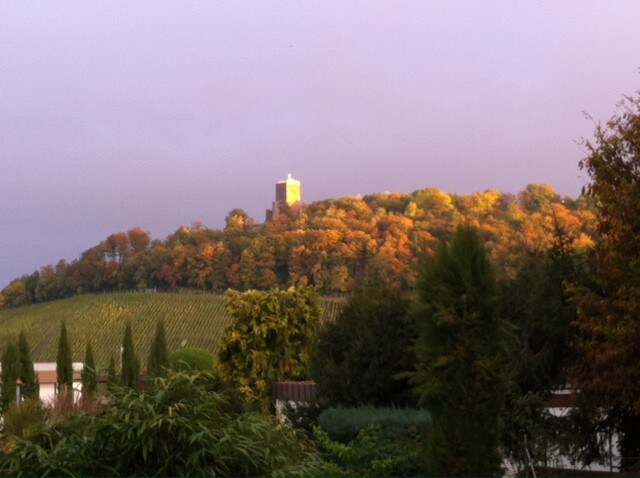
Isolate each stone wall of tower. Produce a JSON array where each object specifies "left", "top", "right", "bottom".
[
  {"left": 276, "top": 174, "right": 301, "bottom": 205},
  {"left": 267, "top": 174, "right": 301, "bottom": 221}
]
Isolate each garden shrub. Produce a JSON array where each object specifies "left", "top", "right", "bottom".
[
  {"left": 218, "top": 287, "right": 321, "bottom": 409},
  {"left": 169, "top": 347, "right": 215, "bottom": 371},
  {"left": 310, "top": 285, "right": 416, "bottom": 407},
  {"left": 314, "top": 424, "right": 425, "bottom": 477},
  {"left": 317, "top": 406, "right": 429, "bottom": 443},
  {"left": 0, "top": 371, "right": 324, "bottom": 477}
]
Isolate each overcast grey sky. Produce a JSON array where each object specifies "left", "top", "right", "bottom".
[{"left": 1, "top": 1, "right": 639, "bottom": 288}]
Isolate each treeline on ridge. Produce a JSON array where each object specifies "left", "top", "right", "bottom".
[{"left": 0, "top": 184, "right": 594, "bottom": 308}]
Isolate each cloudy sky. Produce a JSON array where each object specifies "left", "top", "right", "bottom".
[{"left": 1, "top": 1, "right": 639, "bottom": 288}]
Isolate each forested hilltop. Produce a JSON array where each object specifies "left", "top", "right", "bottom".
[{"left": 0, "top": 184, "right": 594, "bottom": 308}]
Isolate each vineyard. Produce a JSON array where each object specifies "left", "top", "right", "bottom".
[{"left": 0, "top": 292, "right": 345, "bottom": 369}]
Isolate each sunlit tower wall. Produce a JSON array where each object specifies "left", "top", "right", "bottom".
[
  {"left": 266, "top": 174, "right": 301, "bottom": 221},
  {"left": 276, "top": 173, "right": 301, "bottom": 206}
]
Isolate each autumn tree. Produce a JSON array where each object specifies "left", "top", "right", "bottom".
[
  {"left": 127, "top": 227, "right": 151, "bottom": 253},
  {"left": 218, "top": 287, "right": 321, "bottom": 408},
  {"left": 121, "top": 321, "right": 140, "bottom": 389},
  {"left": 56, "top": 322, "right": 73, "bottom": 392},
  {"left": 224, "top": 208, "right": 254, "bottom": 231},
  {"left": 412, "top": 226, "right": 511, "bottom": 476},
  {"left": 18, "top": 332, "right": 39, "bottom": 400},
  {"left": 571, "top": 94, "right": 640, "bottom": 470},
  {"left": 1, "top": 279, "right": 28, "bottom": 307}
]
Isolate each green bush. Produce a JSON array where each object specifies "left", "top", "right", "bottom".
[
  {"left": 169, "top": 347, "right": 215, "bottom": 371},
  {"left": 314, "top": 425, "right": 425, "bottom": 477},
  {"left": 317, "top": 406, "right": 429, "bottom": 443},
  {"left": 0, "top": 371, "right": 324, "bottom": 477},
  {"left": 310, "top": 285, "right": 416, "bottom": 407},
  {"left": 218, "top": 287, "right": 321, "bottom": 409}
]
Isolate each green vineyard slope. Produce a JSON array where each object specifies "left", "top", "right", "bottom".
[{"left": 0, "top": 292, "right": 344, "bottom": 370}]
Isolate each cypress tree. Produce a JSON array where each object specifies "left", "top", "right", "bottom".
[
  {"left": 18, "top": 331, "right": 39, "bottom": 400},
  {"left": 147, "top": 319, "right": 169, "bottom": 378},
  {"left": 81, "top": 341, "right": 97, "bottom": 395},
  {"left": 106, "top": 355, "right": 118, "bottom": 392},
  {"left": 412, "top": 225, "right": 511, "bottom": 476},
  {"left": 56, "top": 321, "right": 73, "bottom": 392},
  {"left": 121, "top": 321, "right": 140, "bottom": 389},
  {"left": 1, "top": 340, "right": 19, "bottom": 411}
]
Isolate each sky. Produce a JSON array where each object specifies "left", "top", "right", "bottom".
[{"left": 1, "top": 1, "right": 640, "bottom": 289}]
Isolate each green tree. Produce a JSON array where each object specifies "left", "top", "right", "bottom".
[
  {"left": 56, "top": 321, "right": 73, "bottom": 392},
  {"left": 147, "top": 319, "right": 169, "bottom": 377},
  {"left": 17, "top": 332, "right": 39, "bottom": 400},
  {"left": 502, "top": 245, "right": 581, "bottom": 394},
  {"left": 218, "top": 286, "right": 321, "bottom": 408},
  {"left": 81, "top": 341, "right": 97, "bottom": 396},
  {"left": 500, "top": 239, "right": 588, "bottom": 467},
  {"left": 571, "top": 94, "right": 640, "bottom": 470},
  {"left": 121, "top": 321, "right": 140, "bottom": 389},
  {"left": 412, "top": 226, "right": 511, "bottom": 476},
  {"left": 310, "top": 284, "right": 416, "bottom": 407},
  {"left": 1, "top": 340, "right": 20, "bottom": 411}
]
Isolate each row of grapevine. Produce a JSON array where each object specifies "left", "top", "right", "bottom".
[{"left": 0, "top": 292, "right": 345, "bottom": 368}]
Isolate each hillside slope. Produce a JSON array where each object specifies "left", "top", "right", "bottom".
[{"left": 0, "top": 292, "right": 344, "bottom": 369}]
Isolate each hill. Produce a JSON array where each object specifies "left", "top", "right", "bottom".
[
  {"left": 0, "top": 292, "right": 345, "bottom": 368},
  {"left": 1, "top": 184, "right": 596, "bottom": 309}
]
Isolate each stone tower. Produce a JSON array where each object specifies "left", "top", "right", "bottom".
[{"left": 266, "top": 174, "right": 301, "bottom": 221}]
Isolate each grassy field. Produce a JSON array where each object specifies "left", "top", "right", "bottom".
[{"left": 0, "top": 292, "right": 345, "bottom": 370}]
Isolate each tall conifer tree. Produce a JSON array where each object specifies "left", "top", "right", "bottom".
[
  {"left": 56, "top": 321, "right": 73, "bottom": 392},
  {"left": 412, "top": 225, "right": 510, "bottom": 476},
  {"left": 121, "top": 321, "right": 140, "bottom": 389},
  {"left": 106, "top": 355, "right": 118, "bottom": 392},
  {"left": 18, "top": 331, "right": 39, "bottom": 400},
  {"left": 1, "top": 340, "right": 19, "bottom": 411},
  {"left": 147, "top": 319, "right": 169, "bottom": 378},
  {"left": 81, "top": 341, "right": 97, "bottom": 395}
]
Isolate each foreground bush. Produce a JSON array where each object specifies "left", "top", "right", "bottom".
[
  {"left": 313, "top": 406, "right": 429, "bottom": 476},
  {"left": 318, "top": 406, "right": 429, "bottom": 443},
  {"left": 314, "top": 425, "right": 425, "bottom": 478},
  {"left": 0, "top": 372, "right": 323, "bottom": 477}
]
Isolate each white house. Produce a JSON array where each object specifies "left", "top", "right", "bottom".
[
  {"left": 33, "top": 362, "right": 84, "bottom": 402},
  {"left": 0, "top": 362, "right": 84, "bottom": 404}
]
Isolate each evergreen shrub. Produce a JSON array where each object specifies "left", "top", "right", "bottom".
[
  {"left": 314, "top": 425, "right": 424, "bottom": 477},
  {"left": 310, "top": 284, "right": 416, "bottom": 407},
  {"left": 317, "top": 406, "right": 429, "bottom": 443}
]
